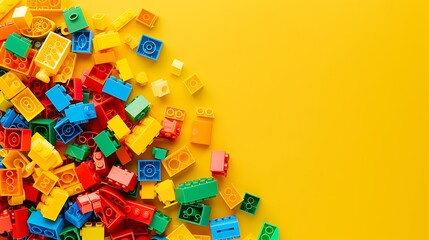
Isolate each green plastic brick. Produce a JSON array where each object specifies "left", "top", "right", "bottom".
[
  {"left": 178, "top": 203, "right": 211, "bottom": 226},
  {"left": 30, "top": 119, "right": 56, "bottom": 145},
  {"left": 4, "top": 32, "right": 32, "bottom": 58},
  {"left": 258, "top": 222, "right": 279, "bottom": 240},
  {"left": 63, "top": 6, "right": 88, "bottom": 33},
  {"left": 240, "top": 192, "right": 260, "bottom": 215},
  {"left": 175, "top": 177, "right": 219, "bottom": 204},
  {"left": 123, "top": 181, "right": 140, "bottom": 199},
  {"left": 125, "top": 95, "right": 150, "bottom": 121},
  {"left": 65, "top": 143, "right": 90, "bottom": 162},
  {"left": 152, "top": 147, "right": 168, "bottom": 160},
  {"left": 82, "top": 92, "right": 90, "bottom": 103},
  {"left": 0, "top": 69, "right": 8, "bottom": 77},
  {"left": 60, "top": 225, "right": 81, "bottom": 240},
  {"left": 94, "top": 129, "right": 121, "bottom": 157},
  {"left": 148, "top": 210, "right": 171, "bottom": 234}
]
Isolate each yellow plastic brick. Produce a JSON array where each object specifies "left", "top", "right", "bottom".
[
  {"left": 37, "top": 187, "right": 69, "bottom": 221},
  {"left": 92, "top": 13, "right": 108, "bottom": 30},
  {"left": 111, "top": 9, "right": 136, "bottom": 31},
  {"left": 0, "top": 91, "right": 12, "bottom": 111},
  {"left": 140, "top": 181, "right": 156, "bottom": 199},
  {"left": 0, "top": 0, "right": 20, "bottom": 21},
  {"left": 151, "top": 79, "right": 170, "bottom": 97},
  {"left": 171, "top": 59, "right": 184, "bottom": 77},
  {"left": 135, "top": 71, "right": 148, "bottom": 86},
  {"left": 28, "top": 133, "right": 63, "bottom": 171},
  {"left": 161, "top": 145, "right": 195, "bottom": 177},
  {"left": 27, "top": 0, "right": 67, "bottom": 13},
  {"left": 53, "top": 52, "right": 77, "bottom": 83},
  {"left": 81, "top": 222, "right": 104, "bottom": 240},
  {"left": 2, "top": 150, "right": 31, "bottom": 177},
  {"left": 165, "top": 107, "right": 185, "bottom": 121},
  {"left": 33, "top": 170, "right": 59, "bottom": 195},
  {"left": 123, "top": 33, "right": 139, "bottom": 50},
  {"left": 11, "top": 88, "right": 45, "bottom": 121},
  {"left": 167, "top": 224, "right": 196, "bottom": 240},
  {"left": 219, "top": 183, "right": 244, "bottom": 209},
  {"left": 0, "top": 72, "right": 25, "bottom": 100},
  {"left": 125, "top": 116, "right": 162, "bottom": 155},
  {"left": 116, "top": 58, "right": 134, "bottom": 81},
  {"left": 196, "top": 107, "right": 215, "bottom": 119},
  {"left": 154, "top": 179, "right": 178, "bottom": 208},
  {"left": 107, "top": 115, "right": 130, "bottom": 140},
  {"left": 183, "top": 73, "right": 204, "bottom": 95},
  {"left": 12, "top": 6, "right": 33, "bottom": 29},
  {"left": 93, "top": 31, "right": 121, "bottom": 52}
]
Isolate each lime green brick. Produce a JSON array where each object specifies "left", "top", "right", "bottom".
[
  {"left": 65, "top": 143, "right": 90, "bottom": 162},
  {"left": 125, "top": 95, "right": 150, "bottom": 121},
  {"left": 175, "top": 177, "right": 218, "bottom": 204},
  {"left": 30, "top": 119, "right": 56, "bottom": 145}
]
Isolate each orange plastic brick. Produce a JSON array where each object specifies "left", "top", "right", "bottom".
[
  {"left": 0, "top": 71, "right": 25, "bottom": 100},
  {"left": 167, "top": 224, "right": 196, "bottom": 240},
  {"left": 2, "top": 150, "right": 31, "bottom": 178},
  {"left": 20, "top": 16, "right": 56, "bottom": 39},
  {"left": 196, "top": 107, "right": 215, "bottom": 119},
  {"left": 33, "top": 170, "right": 59, "bottom": 195},
  {"left": 0, "top": 22, "right": 19, "bottom": 41},
  {"left": 53, "top": 52, "right": 77, "bottom": 83},
  {"left": 136, "top": 8, "right": 158, "bottom": 28},
  {"left": 183, "top": 73, "right": 204, "bottom": 95},
  {"left": 0, "top": 169, "right": 23, "bottom": 196},
  {"left": 93, "top": 50, "right": 116, "bottom": 64},
  {"left": 219, "top": 183, "right": 243, "bottom": 209},
  {"left": 11, "top": 88, "right": 45, "bottom": 121},
  {"left": 165, "top": 107, "right": 185, "bottom": 121},
  {"left": 0, "top": 43, "right": 37, "bottom": 76},
  {"left": 53, "top": 163, "right": 84, "bottom": 196},
  {"left": 161, "top": 145, "right": 195, "bottom": 177},
  {"left": 190, "top": 119, "right": 213, "bottom": 146}
]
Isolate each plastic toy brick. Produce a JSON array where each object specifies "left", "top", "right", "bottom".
[
  {"left": 0, "top": 71, "right": 25, "bottom": 100},
  {"left": 171, "top": 59, "right": 184, "bottom": 77},
  {"left": 65, "top": 103, "right": 97, "bottom": 124},
  {"left": 210, "top": 216, "right": 240, "bottom": 240},
  {"left": 92, "top": 13, "right": 108, "bottom": 30},
  {"left": 54, "top": 117, "right": 83, "bottom": 144},
  {"left": 106, "top": 165, "right": 137, "bottom": 192},
  {"left": 20, "top": 16, "right": 56, "bottom": 39},
  {"left": 107, "top": 115, "right": 130, "bottom": 140},
  {"left": 46, "top": 84, "right": 73, "bottom": 112},
  {"left": 94, "top": 129, "right": 121, "bottom": 157},
  {"left": 1, "top": 108, "right": 29, "bottom": 128},
  {"left": 161, "top": 145, "right": 195, "bottom": 177},
  {"left": 136, "top": 71, "right": 148, "bottom": 86},
  {"left": 75, "top": 160, "right": 101, "bottom": 190},
  {"left": 0, "top": 22, "right": 19, "bottom": 41},
  {"left": 102, "top": 76, "right": 132, "bottom": 101},
  {"left": 125, "top": 116, "right": 162, "bottom": 155},
  {"left": 80, "top": 222, "right": 104, "bottom": 240},
  {"left": 210, "top": 150, "right": 229, "bottom": 176},
  {"left": 148, "top": 210, "right": 171, "bottom": 235},
  {"left": 0, "top": 42, "right": 37, "bottom": 76},
  {"left": 27, "top": 210, "right": 64, "bottom": 239},
  {"left": 0, "top": 91, "right": 12, "bottom": 112},
  {"left": 28, "top": 133, "right": 63, "bottom": 170},
  {"left": 240, "top": 192, "right": 261, "bottom": 215},
  {"left": 151, "top": 79, "right": 170, "bottom": 97},
  {"left": 83, "top": 63, "right": 114, "bottom": 92},
  {"left": 83, "top": 92, "right": 90, "bottom": 103},
  {"left": 178, "top": 203, "right": 212, "bottom": 226},
  {"left": 76, "top": 194, "right": 92, "bottom": 213},
  {"left": 219, "top": 183, "right": 243, "bottom": 209},
  {"left": 11, "top": 88, "right": 44, "bottom": 121},
  {"left": 137, "top": 8, "right": 158, "bottom": 28},
  {"left": 53, "top": 52, "right": 77, "bottom": 83},
  {"left": 196, "top": 107, "right": 215, "bottom": 118},
  {"left": 124, "top": 33, "right": 139, "bottom": 50},
  {"left": 92, "top": 151, "right": 111, "bottom": 176},
  {"left": 24, "top": 181, "right": 41, "bottom": 203},
  {"left": 137, "top": 160, "right": 161, "bottom": 181},
  {"left": 111, "top": 8, "right": 136, "bottom": 31},
  {"left": 98, "top": 185, "right": 127, "bottom": 208},
  {"left": 53, "top": 163, "right": 83, "bottom": 196},
  {"left": 12, "top": 6, "right": 33, "bottom": 29},
  {"left": 125, "top": 95, "right": 150, "bottom": 122},
  {"left": 167, "top": 224, "right": 196, "bottom": 240},
  {"left": 115, "top": 142, "right": 133, "bottom": 165},
  {"left": 116, "top": 58, "right": 134, "bottom": 80},
  {"left": 2, "top": 151, "right": 31, "bottom": 177},
  {"left": 193, "top": 235, "right": 211, "bottom": 240},
  {"left": 65, "top": 202, "right": 92, "bottom": 228},
  {"left": 93, "top": 31, "right": 121, "bottom": 51},
  {"left": 3, "top": 128, "right": 31, "bottom": 151},
  {"left": 140, "top": 181, "right": 156, "bottom": 199},
  {"left": 60, "top": 22, "right": 71, "bottom": 36},
  {"left": 93, "top": 96, "right": 125, "bottom": 131},
  {"left": 65, "top": 143, "right": 90, "bottom": 162},
  {"left": 30, "top": 119, "right": 56, "bottom": 145},
  {"left": 123, "top": 199, "right": 155, "bottom": 224},
  {"left": 152, "top": 147, "right": 168, "bottom": 160},
  {"left": 0, "top": 168, "right": 22, "bottom": 196},
  {"left": 0, "top": 0, "right": 20, "bottom": 21},
  {"left": 154, "top": 179, "right": 178, "bottom": 208},
  {"left": 37, "top": 187, "right": 69, "bottom": 221},
  {"left": 183, "top": 73, "right": 204, "bottom": 95},
  {"left": 190, "top": 119, "right": 213, "bottom": 145},
  {"left": 64, "top": 78, "right": 83, "bottom": 101},
  {"left": 26, "top": 77, "right": 49, "bottom": 100},
  {"left": 72, "top": 30, "right": 93, "bottom": 54},
  {"left": 33, "top": 170, "right": 59, "bottom": 195},
  {"left": 27, "top": 0, "right": 67, "bottom": 13},
  {"left": 257, "top": 222, "right": 279, "bottom": 240},
  {"left": 8, "top": 191, "right": 25, "bottom": 205},
  {"left": 95, "top": 195, "right": 125, "bottom": 230},
  {"left": 41, "top": 99, "right": 61, "bottom": 119},
  {"left": 63, "top": 6, "right": 88, "bottom": 33},
  {"left": 165, "top": 106, "right": 186, "bottom": 121},
  {"left": 34, "top": 32, "right": 71, "bottom": 83},
  {"left": 11, "top": 206, "right": 30, "bottom": 239},
  {"left": 60, "top": 225, "right": 81, "bottom": 240},
  {"left": 93, "top": 50, "right": 116, "bottom": 64},
  {"left": 136, "top": 35, "right": 163, "bottom": 61},
  {"left": 175, "top": 177, "right": 219, "bottom": 204},
  {"left": 159, "top": 119, "right": 181, "bottom": 142}
]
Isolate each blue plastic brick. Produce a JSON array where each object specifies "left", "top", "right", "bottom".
[
  {"left": 65, "top": 202, "right": 92, "bottom": 228},
  {"left": 54, "top": 117, "right": 83, "bottom": 144},
  {"left": 136, "top": 35, "right": 163, "bottom": 61},
  {"left": 151, "top": 236, "right": 167, "bottom": 240},
  {"left": 137, "top": 160, "right": 161, "bottom": 181},
  {"left": 72, "top": 30, "right": 93, "bottom": 53},
  {"left": 0, "top": 158, "right": 5, "bottom": 169},
  {"left": 27, "top": 210, "right": 65, "bottom": 239},
  {"left": 102, "top": 76, "right": 132, "bottom": 101},
  {"left": 64, "top": 103, "right": 96, "bottom": 124},
  {"left": 46, "top": 84, "right": 73, "bottom": 112},
  {"left": 210, "top": 215, "right": 240, "bottom": 240},
  {"left": 1, "top": 108, "right": 29, "bottom": 128}
]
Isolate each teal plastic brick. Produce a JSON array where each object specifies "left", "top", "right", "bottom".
[
  {"left": 65, "top": 143, "right": 90, "bottom": 162},
  {"left": 60, "top": 225, "right": 81, "bottom": 240},
  {"left": 4, "top": 32, "right": 32, "bottom": 58},
  {"left": 257, "top": 222, "right": 279, "bottom": 240},
  {"left": 125, "top": 95, "right": 150, "bottom": 121},
  {"left": 29, "top": 119, "right": 56, "bottom": 145},
  {"left": 152, "top": 147, "right": 168, "bottom": 160},
  {"left": 63, "top": 6, "right": 88, "bottom": 33},
  {"left": 148, "top": 210, "right": 171, "bottom": 235},
  {"left": 94, "top": 129, "right": 121, "bottom": 157},
  {"left": 178, "top": 203, "right": 211, "bottom": 226},
  {"left": 175, "top": 177, "right": 219, "bottom": 204},
  {"left": 239, "top": 192, "right": 260, "bottom": 215}
]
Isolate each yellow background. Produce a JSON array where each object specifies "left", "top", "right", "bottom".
[{"left": 14, "top": 0, "right": 429, "bottom": 239}]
